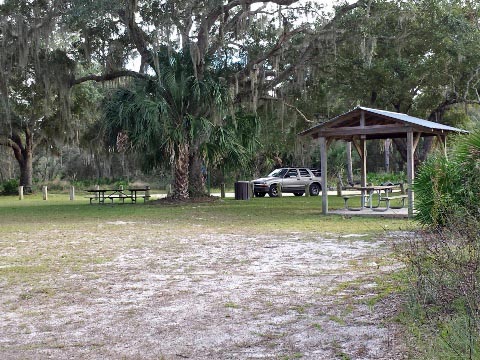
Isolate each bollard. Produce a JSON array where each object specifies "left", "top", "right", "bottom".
[
  {"left": 145, "top": 185, "right": 150, "bottom": 201},
  {"left": 220, "top": 183, "right": 226, "bottom": 199},
  {"left": 69, "top": 186, "right": 75, "bottom": 201},
  {"left": 277, "top": 183, "right": 282, "bottom": 197},
  {"left": 42, "top": 186, "right": 48, "bottom": 200},
  {"left": 336, "top": 182, "right": 342, "bottom": 197},
  {"left": 18, "top": 186, "right": 24, "bottom": 200},
  {"left": 305, "top": 183, "right": 310, "bottom": 197}
]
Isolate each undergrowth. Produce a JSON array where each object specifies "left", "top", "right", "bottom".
[{"left": 398, "top": 214, "right": 480, "bottom": 359}]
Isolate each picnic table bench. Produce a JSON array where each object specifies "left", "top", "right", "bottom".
[{"left": 374, "top": 194, "right": 408, "bottom": 211}]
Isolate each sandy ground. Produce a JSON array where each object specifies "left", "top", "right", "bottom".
[{"left": 1, "top": 224, "right": 407, "bottom": 359}]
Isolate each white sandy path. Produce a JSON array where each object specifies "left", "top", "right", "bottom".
[{"left": 0, "top": 227, "right": 407, "bottom": 359}]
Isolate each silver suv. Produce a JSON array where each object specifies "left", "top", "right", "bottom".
[{"left": 252, "top": 167, "right": 322, "bottom": 197}]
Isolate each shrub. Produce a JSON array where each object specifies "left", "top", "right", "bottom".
[
  {"left": 367, "top": 171, "right": 406, "bottom": 185},
  {"left": 400, "top": 216, "right": 480, "bottom": 359},
  {"left": 413, "top": 155, "right": 460, "bottom": 226},
  {"left": 1, "top": 179, "right": 19, "bottom": 195},
  {"left": 414, "top": 130, "right": 480, "bottom": 226}
]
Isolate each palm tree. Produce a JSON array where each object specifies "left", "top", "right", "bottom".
[
  {"left": 103, "top": 50, "right": 230, "bottom": 199},
  {"left": 202, "top": 111, "right": 260, "bottom": 182}
]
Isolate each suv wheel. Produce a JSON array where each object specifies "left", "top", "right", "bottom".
[
  {"left": 309, "top": 183, "right": 320, "bottom": 196},
  {"left": 268, "top": 184, "right": 278, "bottom": 197}
]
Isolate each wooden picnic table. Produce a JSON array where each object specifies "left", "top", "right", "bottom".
[
  {"left": 127, "top": 187, "right": 151, "bottom": 203},
  {"left": 344, "top": 185, "right": 406, "bottom": 210},
  {"left": 86, "top": 187, "right": 150, "bottom": 204}
]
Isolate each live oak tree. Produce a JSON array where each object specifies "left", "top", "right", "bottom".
[
  {"left": 329, "top": 0, "right": 480, "bottom": 164},
  {"left": 0, "top": 1, "right": 73, "bottom": 189}
]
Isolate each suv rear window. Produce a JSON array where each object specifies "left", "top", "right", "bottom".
[
  {"left": 299, "top": 169, "right": 310, "bottom": 177},
  {"left": 286, "top": 169, "right": 298, "bottom": 177}
]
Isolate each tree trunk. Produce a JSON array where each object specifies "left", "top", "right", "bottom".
[
  {"left": 188, "top": 150, "right": 207, "bottom": 198},
  {"left": 19, "top": 154, "right": 33, "bottom": 190},
  {"left": 6, "top": 128, "right": 34, "bottom": 192},
  {"left": 384, "top": 139, "right": 391, "bottom": 173},
  {"left": 173, "top": 142, "right": 190, "bottom": 199}
]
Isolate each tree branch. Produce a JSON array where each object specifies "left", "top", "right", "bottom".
[
  {"left": 261, "top": 96, "right": 313, "bottom": 122},
  {"left": 118, "top": 8, "right": 154, "bottom": 72},
  {"left": 197, "top": 0, "right": 299, "bottom": 68},
  {"left": 71, "top": 70, "right": 150, "bottom": 86}
]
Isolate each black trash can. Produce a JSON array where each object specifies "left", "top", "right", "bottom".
[{"left": 234, "top": 181, "right": 251, "bottom": 200}]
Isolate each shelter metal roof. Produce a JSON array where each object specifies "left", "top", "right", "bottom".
[{"left": 299, "top": 106, "right": 468, "bottom": 140}]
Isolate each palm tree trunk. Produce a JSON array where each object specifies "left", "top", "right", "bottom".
[
  {"left": 173, "top": 142, "right": 190, "bottom": 199},
  {"left": 189, "top": 150, "right": 207, "bottom": 197}
]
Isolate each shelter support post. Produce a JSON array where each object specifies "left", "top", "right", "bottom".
[
  {"left": 352, "top": 137, "right": 367, "bottom": 208},
  {"left": 360, "top": 138, "right": 367, "bottom": 207},
  {"left": 320, "top": 137, "right": 328, "bottom": 215},
  {"left": 407, "top": 131, "right": 415, "bottom": 218}
]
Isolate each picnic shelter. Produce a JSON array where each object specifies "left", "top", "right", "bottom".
[{"left": 299, "top": 106, "right": 468, "bottom": 217}]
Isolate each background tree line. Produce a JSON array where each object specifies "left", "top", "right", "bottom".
[{"left": 0, "top": 0, "right": 479, "bottom": 197}]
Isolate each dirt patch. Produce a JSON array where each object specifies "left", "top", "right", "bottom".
[
  {"left": 0, "top": 225, "right": 407, "bottom": 359},
  {"left": 148, "top": 195, "right": 221, "bottom": 205}
]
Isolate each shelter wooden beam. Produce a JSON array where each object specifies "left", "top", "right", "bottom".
[
  {"left": 318, "top": 124, "right": 408, "bottom": 137},
  {"left": 413, "top": 132, "right": 421, "bottom": 152},
  {"left": 351, "top": 138, "right": 364, "bottom": 158}
]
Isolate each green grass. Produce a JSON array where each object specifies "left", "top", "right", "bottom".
[
  {"left": 0, "top": 192, "right": 414, "bottom": 287},
  {"left": 0, "top": 192, "right": 412, "bottom": 235}
]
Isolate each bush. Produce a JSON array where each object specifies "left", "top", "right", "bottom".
[
  {"left": 414, "top": 131, "right": 480, "bottom": 226},
  {"left": 41, "top": 179, "right": 71, "bottom": 192},
  {"left": 400, "top": 216, "right": 480, "bottom": 359},
  {"left": 367, "top": 172, "right": 406, "bottom": 186},
  {"left": 413, "top": 155, "right": 459, "bottom": 226},
  {"left": 1, "top": 179, "right": 19, "bottom": 195}
]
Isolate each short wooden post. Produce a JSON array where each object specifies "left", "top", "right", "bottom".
[
  {"left": 42, "top": 186, "right": 48, "bottom": 200},
  {"left": 304, "top": 183, "right": 310, "bottom": 197},
  {"left": 277, "top": 183, "right": 282, "bottom": 197},
  {"left": 145, "top": 186, "right": 150, "bottom": 201},
  {"left": 220, "top": 183, "right": 226, "bottom": 199},
  {"left": 69, "top": 186, "right": 75, "bottom": 201},
  {"left": 95, "top": 184, "right": 100, "bottom": 199},
  {"left": 18, "top": 186, "right": 24, "bottom": 200},
  {"left": 336, "top": 182, "right": 342, "bottom": 197}
]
